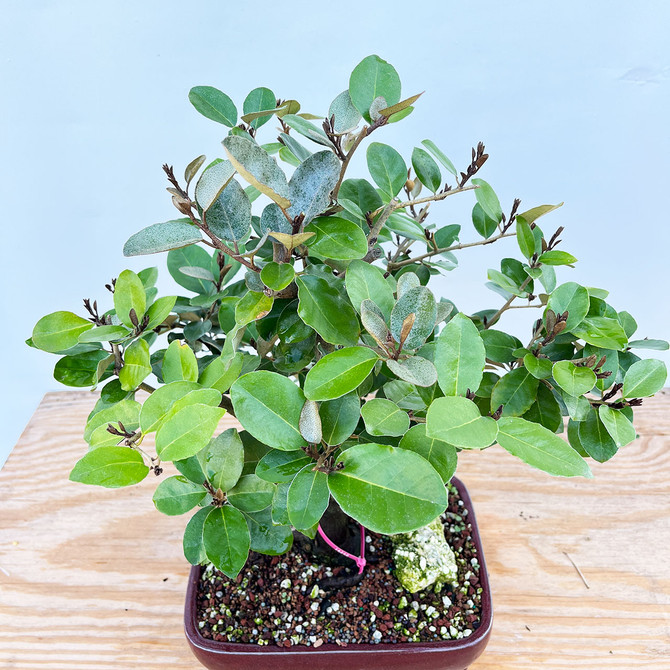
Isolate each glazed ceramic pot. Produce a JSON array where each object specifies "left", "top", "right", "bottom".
[{"left": 184, "top": 477, "right": 492, "bottom": 670}]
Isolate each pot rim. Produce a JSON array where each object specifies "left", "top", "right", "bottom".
[{"left": 184, "top": 475, "right": 493, "bottom": 656}]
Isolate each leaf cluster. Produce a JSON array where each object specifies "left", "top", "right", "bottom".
[{"left": 29, "top": 55, "right": 667, "bottom": 578}]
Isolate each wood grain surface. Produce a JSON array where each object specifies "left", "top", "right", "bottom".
[{"left": 1, "top": 390, "right": 669, "bottom": 669}]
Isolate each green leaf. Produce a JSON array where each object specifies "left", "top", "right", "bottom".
[
  {"left": 598, "top": 406, "right": 636, "bottom": 448},
  {"left": 320, "top": 393, "right": 360, "bottom": 446},
  {"left": 287, "top": 465, "right": 330, "bottom": 531},
  {"left": 203, "top": 505, "right": 250, "bottom": 578},
  {"left": 261, "top": 262, "right": 295, "bottom": 291},
  {"left": 471, "top": 202, "right": 498, "bottom": 239},
  {"left": 338, "top": 178, "right": 383, "bottom": 220},
  {"left": 522, "top": 383, "right": 562, "bottom": 433},
  {"left": 123, "top": 220, "right": 202, "bottom": 257},
  {"left": 206, "top": 179, "right": 252, "bottom": 243},
  {"left": 390, "top": 286, "right": 437, "bottom": 350},
  {"left": 296, "top": 275, "right": 359, "bottom": 346},
  {"left": 366, "top": 142, "right": 407, "bottom": 198},
  {"left": 231, "top": 370, "right": 305, "bottom": 450},
  {"left": 420, "top": 139, "right": 458, "bottom": 178},
  {"left": 474, "top": 371, "right": 499, "bottom": 398},
  {"left": 562, "top": 393, "right": 591, "bottom": 425},
  {"left": 217, "top": 297, "right": 240, "bottom": 334},
  {"left": 361, "top": 398, "right": 409, "bottom": 437},
  {"left": 281, "top": 114, "right": 334, "bottom": 148},
  {"left": 183, "top": 507, "right": 209, "bottom": 565},
  {"left": 118, "top": 339, "right": 151, "bottom": 391},
  {"left": 279, "top": 132, "right": 312, "bottom": 162},
  {"left": 235, "top": 291, "right": 274, "bottom": 325},
  {"left": 85, "top": 397, "right": 140, "bottom": 441},
  {"left": 32, "top": 311, "right": 94, "bottom": 353},
  {"left": 617, "top": 310, "right": 638, "bottom": 338},
  {"left": 113, "top": 269, "right": 146, "bottom": 329},
  {"left": 328, "top": 442, "right": 447, "bottom": 534},
  {"left": 471, "top": 179, "right": 502, "bottom": 223},
  {"left": 627, "top": 338, "right": 669, "bottom": 351},
  {"left": 622, "top": 359, "right": 667, "bottom": 398},
  {"left": 434, "top": 224, "right": 461, "bottom": 250},
  {"left": 385, "top": 380, "right": 426, "bottom": 411},
  {"left": 167, "top": 246, "right": 214, "bottom": 295},
  {"left": 53, "top": 350, "right": 109, "bottom": 388},
  {"left": 288, "top": 151, "right": 341, "bottom": 224},
  {"left": 145, "top": 296, "right": 177, "bottom": 332},
  {"left": 572, "top": 317, "right": 628, "bottom": 350},
  {"left": 304, "top": 347, "right": 377, "bottom": 401},
  {"left": 222, "top": 136, "right": 290, "bottom": 210},
  {"left": 155, "top": 404, "right": 226, "bottom": 461},
  {"left": 304, "top": 216, "right": 368, "bottom": 260},
  {"left": 69, "top": 447, "right": 149, "bottom": 488},
  {"left": 345, "top": 260, "right": 395, "bottom": 319},
  {"left": 328, "top": 89, "right": 362, "bottom": 133},
  {"left": 195, "top": 160, "right": 237, "bottom": 212},
  {"left": 523, "top": 353, "right": 553, "bottom": 379},
  {"left": 189, "top": 86, "right": 237, "bottom": 127},
  {"left": 398, "top": 423, "right": 457, "bottom": 484},
  {"left": 256, "top": 449, "right": 312, "bottom": 483},
  {"left": 243, "top": 87, "right": 276, "bottom": 129},
  {"left": 480, "top": 329, "right": 522, "bottom": 364},
  {"left": 426, "top": 396, "right": 498, "bottom": 448},
  {"left": 227, "top": 474, "right": 275, "bottom": 513},
  {"left": 153, "top": 475, "right": 206, "bottom": 515},
  {"left": 202, "top": 429, "right": 245, "bottom": 492},
  {"left": 360, "top": 300, "right": 391, "bottom": 349},
  {"left": 162, "top": 340, "right": 198, "bottom": 384},
  {"left": 244, "top": 507, "right": 293, "bottom": 556},
  {"left": 387, "top": 356, "right": 437, "bottom": 387},
  {"left": 515, "top": 217, "right": 536, "bottom": 259},
  {"left": 487, "top": 268, "right": 523, "bottom": 296},
  {"left": 199, "top": 352, "right": 244, "bottom": 393},
  {"left": 578, "top": 409, "right": 618, "bottom": 463},
  {"left": 385, "top": 212, "right": 427, "bottom": 241},
  {"left": 271, "top": 482, "right": 291, "bottom": 525},
  {"left": 497, "top": 417, "right": 592, "bottom": 477},
  {"left": 546, "top": 282, "right": 590, "bottom": 331},
  {"left": 349, "top": 55, "right": 401, "bottom": 122},
  {"left": 538, "top": 250, "right": 577, "bottom": 266},
  {"left": 435, "top": 313, "right": 485, "bottom": 396},
  {"left": 139, "top": 381, "right": 199, "bottom": 433},
  {"left": 411, "top": 147, "right": 441, "bottom": 192},
  {"left": 490, "top": 367, "right": 539, "bottom": 416},
  {"left": 518, "top": 202, "right": 563, "bottom": 224},
  {"left": 552, "top": 361, "right": 596, "bottom": 397}
]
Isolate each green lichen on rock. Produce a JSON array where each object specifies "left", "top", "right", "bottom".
[{"left": 392, "top": 517, "right": 458, "bottom": 593}]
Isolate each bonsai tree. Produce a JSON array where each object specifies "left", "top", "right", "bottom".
[{"left": 30, "top": 55, "right": 667, "bottom": 585}]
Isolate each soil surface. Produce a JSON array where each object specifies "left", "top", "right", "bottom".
[{"left": 196, "top": 483, "right": 483, "bottom": 647}]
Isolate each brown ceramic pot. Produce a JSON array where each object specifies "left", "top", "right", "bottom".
[{"left": 184, "top": 477, "right": 492, "bottom": 670}]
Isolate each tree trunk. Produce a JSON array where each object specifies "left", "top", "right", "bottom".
[{"left": 294, "top": 499, "right": 361, "bottom": 562}]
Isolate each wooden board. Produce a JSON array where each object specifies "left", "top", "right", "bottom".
[{"left": 1, "top": 390, "right": 669, "bottom": 669}]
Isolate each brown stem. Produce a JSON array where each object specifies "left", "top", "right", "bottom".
[
  {"left": 331, "top": 127, "right": 369, "bottom": 200},
  {"left": 485, "top": 275, "right": 534, "bottom": 329},
  {"left": 388, "top": 231, "right": 515, "bottom": 271}
]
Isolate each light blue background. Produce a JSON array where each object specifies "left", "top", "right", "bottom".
[{"left": 2, "top": 1, "right": 668, "bottom": 468}]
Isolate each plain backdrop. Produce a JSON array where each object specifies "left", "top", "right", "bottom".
[{"left": 1, "top": 1, "right": 669, "bottom": 468}]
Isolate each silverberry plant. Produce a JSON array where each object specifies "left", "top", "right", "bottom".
[{"left": 30, "top": 55, "right": 668, "bottom": 580}]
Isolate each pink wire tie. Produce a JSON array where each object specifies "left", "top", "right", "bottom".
[{"left": 317, "top": 523, "right": 367, "bottom": 574}]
